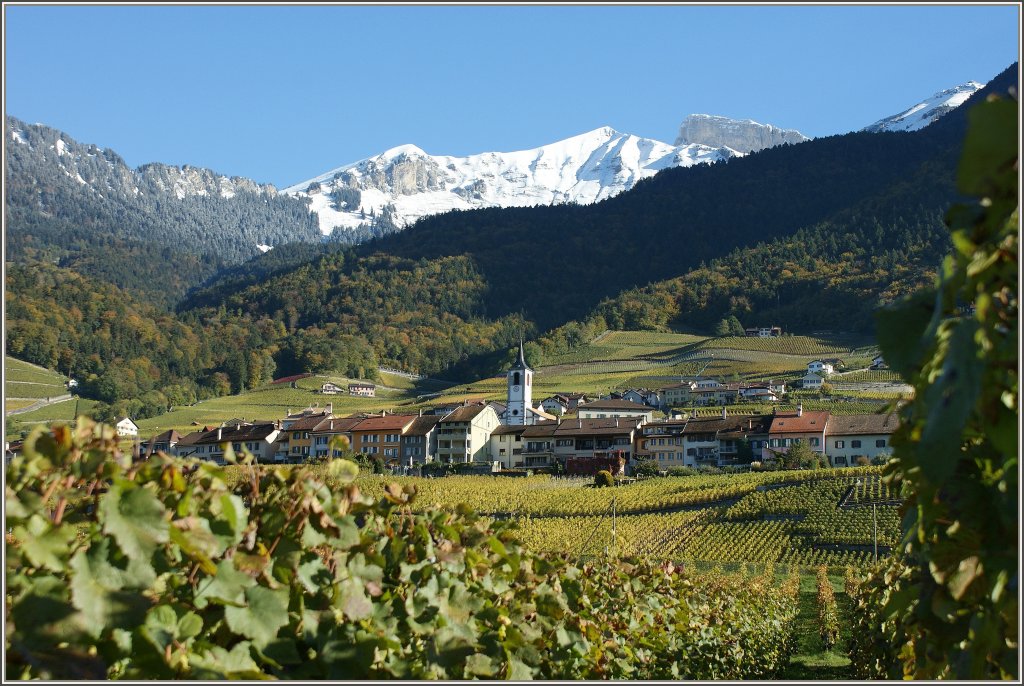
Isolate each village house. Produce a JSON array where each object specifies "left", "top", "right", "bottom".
[
  {"left": 139, "top": 429, "right": 181, "bottom": 456},
  {"left": 800, "top": 372, "right": 825, "bottom": 391},
  {"left": 635, "top": 419, "right": 690, "bottom": 467},
  {"left": 115, "top": 417, "right": 139, "bottom": 438},
  {"left": 171, "top": 429, "right": 209, "bottom": 459},
  {"left": 400, "top": 413, "right": 444, "bottom": 467},
  {"left": 281, "top": 405, "right": 333, "bottom": 430},
  {"left": 689, "top": 383, "right": 742, "bottom": 407},
  {"left": 188, "top": 422, "right": 282, "bottom": 464},
  {"left": 825, "top": 413, "right": 900, "bottom": 467},
  {"left": 435, "top": 403, "right": 500, "bottom": 464},
  {"left": 661, "top": 381, "right": 698, "bottom": 407},
  {"left": 618, "top": 388, "right": 661, "bottom": 408},
  {"left": 577, "top": 399, "right": 654, "bottom": 423},
  {"left": 320, "top": 382, "right": 344, "bottom": 395},
  {"left": 807, "top": 360, "right": 835, "bottom": 377},
  {"left": 552, "top": 416, "right": 639, "bottom": 465},
  {"left": 286, "top": 413, "right": 338, "bottom": 461},
  {"left": 518, "top": 421, "right": 560, "bottom": 468},
  {"left": 744, "top": 326, "right": 782, "bottom": 337},
  {"left": 717, "top": 414, "right": 773, "bottom": 465},
  {"left": 870, "top": 355, "right": 888, "bottom": 370},
  {"left": 738, "top": 384, "right": 779, "bottom": 403},
  {"left": 349, "top": 382, "right": 376, "bottom": 397},
  {"left": 540, "top": 396, "right": 570, "bottom": 416},
  {"left": 489, "top": 424, "right": 529, "bottom": 469},
  {"left": 310, "top": 416, "right": 365, "bottom": 459},
  {"left": 553, "top": 417, "right": 638, "bottom": 476},
  {"left": 350, "top": 413, "right": 419, "bottom": 464},
  {"left": 764, "top": 406, "right": 829, "bottom": 462}
]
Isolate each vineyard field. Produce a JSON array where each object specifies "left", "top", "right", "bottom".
[{"left": 334, "top": 466, "right": 900, "bottom": 569}]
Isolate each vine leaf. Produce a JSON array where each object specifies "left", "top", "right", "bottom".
[
  {"left": 224, "top": 585, "right": 290, "bottom": 648},
  {"left": 100, "top": 480, "right": 169, "bottom": 562}
]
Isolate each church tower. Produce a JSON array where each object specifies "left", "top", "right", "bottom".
[{"left": 506, "top": 340, "right": 533, "bottom": 425}]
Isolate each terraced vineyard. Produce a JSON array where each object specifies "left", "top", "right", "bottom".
[
  {"left": 697, "top": 336, "right": 871, "bottom": 357},
  {"left": 541, "top": 330, "right": 707, "bottom": 366},
  {"left": 4, "top": 356, "right": 68, "bottom": 411},
  {"left": 832, "top": 369, "right": 903, "bottom": 383}
]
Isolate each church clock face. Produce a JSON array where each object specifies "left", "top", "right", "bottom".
[{"left": 512, "top": 385, "right": 520, "bottom": 392}]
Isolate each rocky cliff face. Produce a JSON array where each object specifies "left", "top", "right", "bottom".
[
  {"left": 137, "top": 163, "right": 276, "bottom": 199},
  {"left": 674, "top": 114, "right": 809, "bottom": 153}
]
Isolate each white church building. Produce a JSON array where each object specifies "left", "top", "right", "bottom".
[{"left": 503, "top": 341, "right": 556, "bottom": 426}]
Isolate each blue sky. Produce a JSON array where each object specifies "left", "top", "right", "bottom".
[{"left": 5, "top": 4, "right": 1020, "bottom": 187}]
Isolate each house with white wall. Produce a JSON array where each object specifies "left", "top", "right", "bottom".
[
  {"left": 116, "top": 417, "right": 139, "bottom": 438},
  {"left": 825, "top": 413, "right": 899, "bottom": 467},
  {"left": 436, "top": 403, "right": 500, "bottom": 464}
]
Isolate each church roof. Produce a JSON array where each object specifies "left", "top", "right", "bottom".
[{"left": 510, "top": 340, "right": 532, "bottom": 371}]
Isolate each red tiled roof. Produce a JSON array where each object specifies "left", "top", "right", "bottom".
[
  {"left": 310, "top": 416, "right": 365, "bottom": 434},
  {"left": 769, "top": 411, "right": 830, "bottom": 434},
  {"left": 351, "top": 415, "right": 418, "bottom": 432}
]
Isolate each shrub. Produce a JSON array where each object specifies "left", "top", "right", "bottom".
[
  {"left": 666, "top": 466, "right": 696, "bottom": 477},
  {"left": 631, "top": 459, "right": 660, "bottom": 478},
  {"left": 594, "top": 470, "right": 614, "bottom": 488}
]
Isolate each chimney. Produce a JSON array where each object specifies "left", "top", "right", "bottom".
[
  {"left": 419, "top": 408, "right": 423, "bottom": 417},
  {"left": 578, "top": 419, "right": 582, "bottom": 429},
  {"left": 217, "top": 427, "right": 222, "bottom": 441},
  {"left": 330, "top": 420, "right": 334, "bottom": 431},
  {"left": 382, "top": 409, "right": 387, "bottom": 417},
  {"left": 326, "top": 403, "right": 333, "bottom": 414},
  {"left": 797, "top": 404, "right": 803, "bottom": 417},
  {"left": 615, "top": 418, "right": 619, "bottom": 428},
  {"left": 722, "top": 407, "right": 727, "bottom": 419}
]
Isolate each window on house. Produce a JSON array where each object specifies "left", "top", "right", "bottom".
[
  {"left": 851, "top": 440, "right": 862, "bottom": 448},
  {"left": 876, "top": 439, "right": 886, "bottom": 448},
  {"left": 810, "top": 437, "right": 820, "bottom": 447},
  {"left": 687, "top": 448, "right": 696, "bottom": 457},
  {"left": 835, "top": 440, "right": 845, "bottom": 449}
]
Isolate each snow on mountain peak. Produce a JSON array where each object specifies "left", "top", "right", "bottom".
[
  {"left": 282, "top": 127, "right": 739, "bottom": 237},
  {"left": 379, "top": 143, "right": 428, "bottom": 160},
  {"left": 862, "top": 81, "right": 984, "bottom": 133}
]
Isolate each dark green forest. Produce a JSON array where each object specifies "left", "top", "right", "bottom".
[{"left": 5, "top": 64, "right": 1016, "bottom": 417}]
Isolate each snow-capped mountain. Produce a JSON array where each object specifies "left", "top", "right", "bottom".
[
  {"left": 282, "top": 127, "right": 742, "bottom": 236},
  {"left": 674, "top": 114, "right": 809, "bottom": 153},
  {"left": 862, "top": 82, "right": 984, "bottom": 133}
]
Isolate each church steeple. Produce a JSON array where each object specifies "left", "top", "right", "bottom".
[
  {"left": 506, "top": 339, "right": 534, "bottom": 425},
  {"left": 512, "top": 339, "right": 532, "bottom": 371}
]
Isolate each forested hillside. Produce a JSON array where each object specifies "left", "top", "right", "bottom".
[
  {"left": 5, "top": 65, "right": 1015, "bottom": 414},
  {"left": 4, "top": 116, "right": 323, "bottom": 306}
]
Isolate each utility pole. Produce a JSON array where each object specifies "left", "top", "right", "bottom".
[
  {"left": 872, "top": 502, "right": 878, "bottom": 563},
  {"left": 611, "top": 497, "right": 617, "bottom": 557}
]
